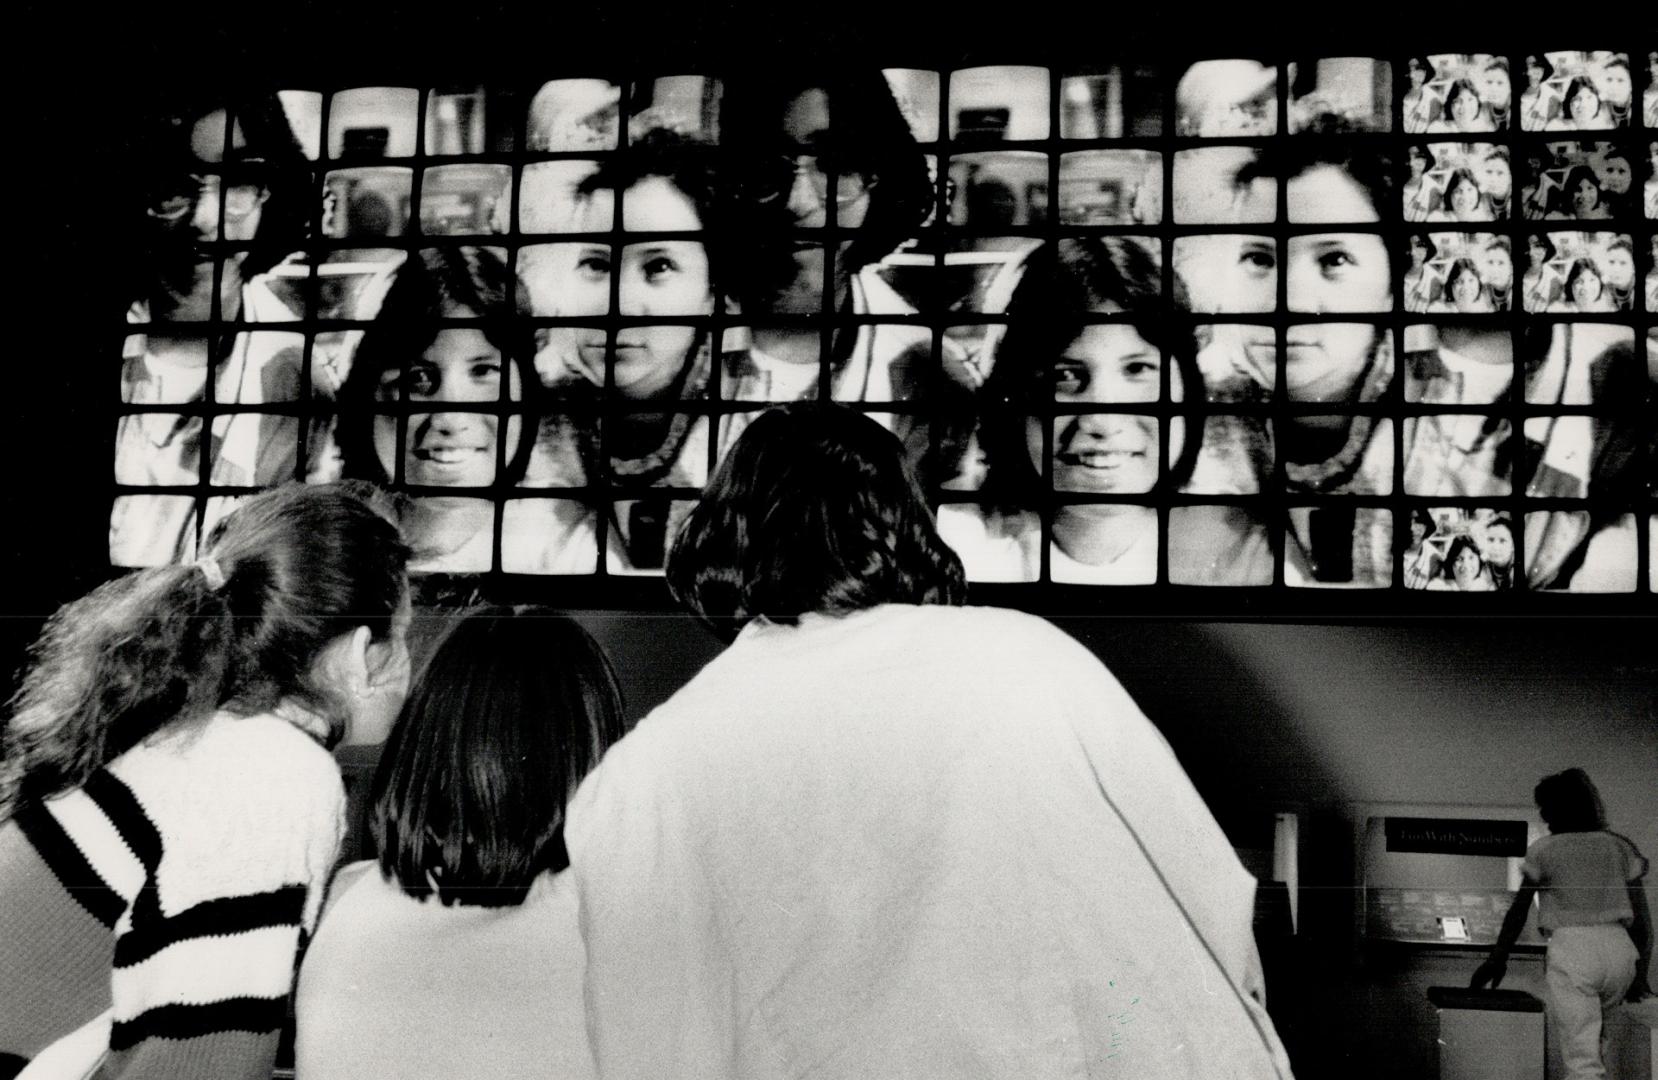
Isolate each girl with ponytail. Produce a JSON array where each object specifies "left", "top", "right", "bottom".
[{"left": 2, "top": 480, "right": 413, "bottom": 1080}]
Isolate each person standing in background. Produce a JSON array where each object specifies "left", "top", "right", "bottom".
[{"left": 1472, "top": 768, "right": 1652, "bottom": 1080}]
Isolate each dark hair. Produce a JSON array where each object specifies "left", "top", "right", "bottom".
[
  {"left": 667, "top": 403, "right": 966, "bottom": 642},
  {"left": 1528, "top": 233, "right": 1558, "bottom": 264},
  {"left": 1443, "top": 79, "right": 1482, "bottom": 121},
  {"left": 1412, "top": 233, "right": 1439, "bottom": 261},
  {"left": 1564, "top": 257, "right": 1603, "bottom": 301},
  {"left": 1407, "top": 56, "right": 1434, "bottom": 78},
  {"left": 370, "top": 607, "right": 626, "bottom": 907},
  {"left": 338, "top": 246, "right": 539, "bottom": 486},
  {"left": 720, "top": 70, "right": 934, "bottom": 286},
  {"left": 1410, "top": 508, "right": 1437, "bottom": 539},
  {"left": 1442, "top": 534, "right": 1485, "bottom": 580},
  {"left": 980, "top": 237, "right": 1203, "bottom": 507},
  {"left": 1535, "top": 767, "right": 1606, "bottom": 832},
  {"left": 1561, "top": 77, "right": 1603, "bottom": 122},
  {"left": 1442, "top": 168, "right": 1483, "bottom": 214},
  {"left": 2, "top": 482, "right": 410, "bottom": 815},
  {"left": 1559, "top": 164, "right": 1603, "bottom": 213},
  {"left": 1444, "top": 257, "right": 1484, "bottom": 300},
  {"left": 1263, "top": 119, "right": 1396, "bottom": 213},
  {"left": 576, "top": 126, "right": 724, "bottom": 285},
  {"left": 1481, "top": 514, "right": 1514, "bottom": 588},
  {"left": 1526, "top": 54, "right": 1555, "bottom": 83}
]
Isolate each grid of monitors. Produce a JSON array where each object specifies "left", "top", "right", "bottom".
[{"left": 113, "top": 51, "right": 1657, "bottom": 593}]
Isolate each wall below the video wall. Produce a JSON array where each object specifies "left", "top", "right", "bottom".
[{"left": 389, "top": 604, "right": 1656, "bottom": 922}]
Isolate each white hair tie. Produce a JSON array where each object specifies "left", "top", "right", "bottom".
[{"left": 193, "top": 556, "right": 228, "bottom": 592}]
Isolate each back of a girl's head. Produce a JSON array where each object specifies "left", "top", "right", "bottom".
[
  {"left": 206, "top": 481, "right": 411, "bottom": 709},
  {"left": 3, "top": 482, "right": 409, "bottom": 814},
  {"left": 370, "top": 606, "right": 626, "bottom": 906},
  {"left": 1535, "top": 767, "right": 1606, "bottom": 832},
  {"left": 666, "top": 403, "right": 966, "bottom": 641}
]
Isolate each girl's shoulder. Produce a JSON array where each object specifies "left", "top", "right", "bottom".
[{"left": 112, "top": 711, "right": 345, "bottom": 826}]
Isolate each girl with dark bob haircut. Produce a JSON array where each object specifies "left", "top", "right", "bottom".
[
  {"left": 295, "top": 607, "right": 627, "bottom": 1078},
  {"left": 3, "top": 482, "right": 412, "bottom": 1078},
  {"left": 370, "top": 607, "right": 626, "bottom": 904},
  {"left": 338, "top": 245, "right": 539, "bottom": 488},
  {"left": 666, "top": 402, "right": 967, "bottom": 642},
  {"left": 940, "top": 236, "right": 1286, "bottom": 585},
  {"left": 336, "top": 246, "right": 552, "bottom": 572},
  {"left": 979, "top": 236, "right": 1203, "bottom": 505}
]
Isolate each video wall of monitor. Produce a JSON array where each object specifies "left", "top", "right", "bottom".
[{"left": 113, "top": 49, "right": 1657, "bottom": 595}]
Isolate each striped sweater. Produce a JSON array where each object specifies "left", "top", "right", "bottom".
[{"left": 1, "top": 710, "right": 346, "bottom": 1079}]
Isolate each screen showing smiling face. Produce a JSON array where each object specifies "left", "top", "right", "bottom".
[{"left": 104, "top": 50, "right": 1651, "bottom": 598}]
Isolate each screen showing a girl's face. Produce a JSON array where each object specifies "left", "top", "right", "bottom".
[
  {"left": 373, "top": 326, "right": 523, "bottom": 489},
  {"left": 1025, "top": 322, "right": 1182, "bottom": 496}
]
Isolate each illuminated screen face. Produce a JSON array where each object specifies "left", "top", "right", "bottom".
[
  {"left": 1285, "top": 323, "right": 1380, "bottom": 403},
  {"left": 565, "top": 176, "right": 715, "bottom": 401},
  {"left": 1572, "top": 177, "right": 1602, "bottom": 216},
  {"left": 1595, "top": 155, "right": 1631, "bottom": 196},
  {"left": 1570, "top": 86, "right": 1602, "bottom": 124},
  {"left": 1025, "top": 321, "right": 1182, "bottom": 496},
  {"left": 1478, "top": 154, "right": 1511, "bottom": 201},
  {"left": 373, "top": 323, "right": 524, "bottom": 490},
  {"left": 1479, "top": 66, "right": 1510, "bottom": 111},
  {"left": 1450, "top": 177, "right": 1481, "bottom": 214},
  {"left": 1452, "top": 264, "right": 1484, "bottom": 306},
  {"left": 777, "top": 88, "right": 872, "bottom": 231},
  {"left": 1602, "top": 247, "right": 1633, "bottom": 291},
  {"left": 1480, "top": 245, "right": 1513, "bottom": 292},
  {"left": 1450, "top": 86, "right": 1481, "bottom": 123},
  {"left": 1287, "top": 233, "right": 1391, "bottom": 313},
  {"left": 1571, "top": 266, "right": 1603, "bottom": 306},
  {"left": 1596, "top": 63, "right": 1631, "bottom": 109},
  {"left": 1452, "top": 543, "right": 1484, "bottom": 587},
  {"left": 144, "top": 108, "right": 267, "bottom": 317},
  {"left": 1284, "top": 164, "right": 1391, "bottom": 313},
  {"left": 1480, "top": 522, "right": 1514, "bottom": 570}
]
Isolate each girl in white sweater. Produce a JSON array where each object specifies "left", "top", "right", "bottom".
[{"left": 2, "top": 482, "right": 413, "bottom": 1080}]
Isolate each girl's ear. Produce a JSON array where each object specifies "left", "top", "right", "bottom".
[
  {"left": 313, "top": 626, "right": 375, "bottom": 700},
  {"left": 319, "top": 625, "right": 411, "bottom": 749},
  {"left": 364, "top": 629, "right": 411, "bottom": 692}
]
